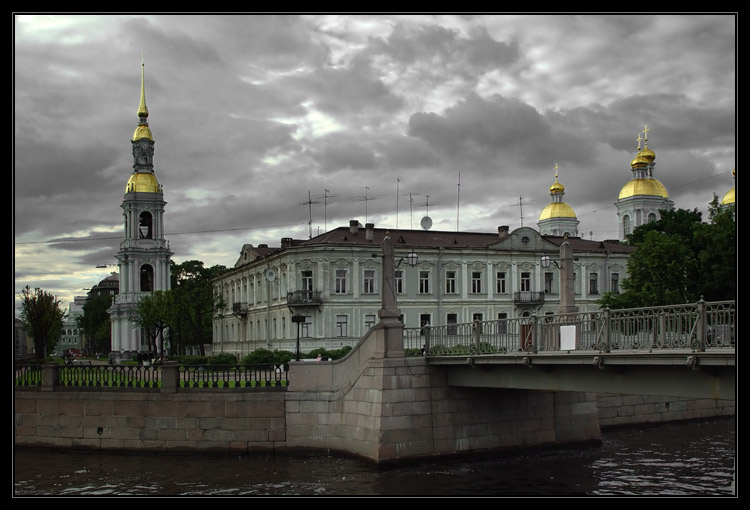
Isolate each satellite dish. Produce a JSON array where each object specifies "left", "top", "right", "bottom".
[
  {"left": 420, "top": 216, "right": 433, "bottom": 230},
  {"left": 266, "top": 269, "right": 276, "bottom": 281}
]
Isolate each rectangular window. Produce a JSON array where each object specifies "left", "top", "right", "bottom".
[
  {"left": 611, "top": 273, "right": 620, "bottom": 293},
  {"left": 497, "top": 312, "right": 508, "bottom": 334},
  {"left": 335, "top": 269, "right": 347, "bottom": 294},
  {"left": 496, "top": 272, "right": 506, "bottom": 294},
  {"left": 300, "top": 316, "right": 311, "bottom": 338},
  {"left": 364, "top": 314, "right": 376, "bottom": 331},
  {"left": 520, "top": 272, "right": 531, "bottom": 292},
  {"left": 336, "top": 315, "right": 348, "bottom": 337},
  {"left": 419, "top": 270, "right": 430, "bottom": 294},
  {"left": 301, "top": 270, "right": 313, "bottom": 292},
  {"left": 394, "top": 270, "right": 404, "bottom": 294},
  {"left": 544, "top": 272, "right": 554, "bottom": 293},
  {"left": 447, "top": 313, "right": 458, "bottom": 335},
  {"left": 445, "top": 270, "right": 456, "bottom": 294},
  {"left": 589, "top": 272, "right": 599, "bottom": 294},
  {"left": 471, "top": 271, "right": 482, "bottom": 294},
  {"left": 363, "top": 269, "right": 376, "bottom": 294}
]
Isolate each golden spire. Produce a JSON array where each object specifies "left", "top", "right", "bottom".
[
  {"left": 132, "top": 55, "right": 154, "bottom": 142},
  {"left": 137, "top": 54, "right": 149, "bottom": 119}
]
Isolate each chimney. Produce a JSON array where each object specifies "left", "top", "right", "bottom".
[
  {"left": 365, "top": 223, "right": 374, "bottom": 241},
  {"left": 498, "top": 226, "right": 509, "bottom": 239},
  {"left": 349, "top": 220, "right": 359, "bottom": 234},
  {"left": 281, "top": 237, "right": 293, "bottom": 248}
]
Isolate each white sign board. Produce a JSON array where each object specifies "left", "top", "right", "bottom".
[{"left": 560, "top": 325, "right": 577, "bottom": 350}]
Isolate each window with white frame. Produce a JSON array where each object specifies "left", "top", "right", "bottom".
[
  {"left": 301, "top": 316, "right": 311, "bottom": 338},
  {"left": 335, "top": 315, "right": 348, "bottom": 337},
  {"left": 445, "top": 270, "right": 456, "bottom": 294},
  {"left": 496, "top": 272, "right": 507, "bottom": 294},
  {"left": 301, "top": 270, "right": 313, "bottom": 292},
  {"left": 335, "top": 269, "right": 348, "bottom": 294},
  {"left": 589, "top": 272, "right": 599, "bottom": 294},
  {"left": 419, "top": 270, "right": 430, "bottom": 294},
  {"left": 364, "top": 314, "right": 376, "bottom": 331},
  {"left": 471, "top": 271, "right": 482, "bottom": 294},
  {"left": 394, "top": 270, "right": 404, "bottom": 294},
  {"left": 520, "top": 272, "right": 531, "bottom": 292},
  {"left": 363, "top": 269, "right": 376, "bottom": 294},
  {"left": 611, "top": 273, "right": 620, "bottom": 293}
]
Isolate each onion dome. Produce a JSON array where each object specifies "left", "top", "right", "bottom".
[{"left": 539, "top": 165, "right": 577, "bottom": 220}]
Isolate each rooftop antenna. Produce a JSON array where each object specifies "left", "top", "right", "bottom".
[
  {"left": 396, "top": 178, "right": 401, "bottom": 229},
  {"left": 404, "top": 192, "right": 420, "bottom": 230},
  {"left": 456, "top": 172, "right": 461, "bottom": 232},
  {"left": 519, "top": 195, "right": 524, "bottom": 228},
  {"left": 351, "top": 186, "right": 379, "bottom": 224},
  {"left": 300, "top": 191, "right": 319, "bottom": 239},
  {"left": 314, "top": 188, "right": 338, "bottom": 232},
  {"left": 420, "top": 195, "right": 435, "bottom": 231}
]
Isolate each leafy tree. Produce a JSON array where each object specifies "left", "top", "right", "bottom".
[
  {"left": 130, "top": 290, "right": 172, "bottom": 354},
  {"left": 19, "top": 286, "right": 66, "bottom": 361},
  {"left": 600, "top": 206, "right": 736, "bottom": 308},
  {"left": 77, "top": 294, "right": 113, "bottom": 354},
  {"left": 169, "top": 260, "right": 227, "bottom": 356}
]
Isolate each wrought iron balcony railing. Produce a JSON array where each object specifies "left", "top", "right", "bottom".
[
  {"left": 514, "top": 291, "right": 545, "bottom": 305},
  {"left": 287, "top": 290, "right": 322, "bottom": 306}
]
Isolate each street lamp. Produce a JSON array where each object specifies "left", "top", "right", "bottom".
[
  {"left": 291, "top": 314, "right": 305, "bottom": 361},
  {"left": 540, "top": 255, "right": 560, "bottom": 269}
]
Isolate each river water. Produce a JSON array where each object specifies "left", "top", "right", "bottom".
[{"left": 14, "top": 418, "right": 736, "bottom": 497}]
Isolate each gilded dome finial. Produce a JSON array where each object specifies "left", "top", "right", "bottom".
[{"left": 550, "top": 163, "right": 564, "bottom": 194}]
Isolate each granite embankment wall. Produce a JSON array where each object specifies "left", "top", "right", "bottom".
[{"left": 14, "top": 325, "right": 734, "bottom": 463}]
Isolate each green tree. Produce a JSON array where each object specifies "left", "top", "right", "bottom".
[
  {"left": 169, "top": 260, "right": 227, "bottom": 356},
  {"left": 77, "top": 294, "right": 113, "bottom": 354},
  {"left": 600, "top": 206, "right": 736, "bottom": 308},
  {"left": 130, "top": 290, "right": 172, "bottom": 354},
  {"left": 19, "top": 286, "right": 66, "bottom": 361}
]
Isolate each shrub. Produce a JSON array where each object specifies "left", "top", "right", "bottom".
[{"left": 207, "top": 353, "right": 237, "bottom": 365}]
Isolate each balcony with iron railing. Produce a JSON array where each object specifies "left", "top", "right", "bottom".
[
  {"left": 232, "top": 302, "right": 248, "bottom": 315},
  {"left": 287, "top": 290, "right": 322, "bottom": 306},
  {"left": 514, "top": 291, "right": 545, "bottom": 305}
]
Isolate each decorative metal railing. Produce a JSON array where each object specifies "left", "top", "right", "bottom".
[
  {"left": 179, "top": 364, "right": 287, "bottom": 388},
  {"left": 13, "top": 363, "right": 288, "bottom": 390},
  {"left": 404, "top": 300, "right": 735, "bottom": 356}
]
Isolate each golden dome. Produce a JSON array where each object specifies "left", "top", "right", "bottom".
[
  {"left": 539, "top": 202, "right": 577, "bottom": 221},
  {"left": 721, "top": 187, "right": 735, "bottom": 206},
  {"left": 126, "top": 172, "right": 160, "bottom": 193},
  {"left": 550, "top": 179, "right": 564, "bottom": 194},
  {"left": 618, "top": 178, "right": 669, "bottom": 199},
  {"left": 639, "top": 145, "right": 655, "bottom": 162},
  {"left": 630, "top": 153, "right": 649, "bottom": 168}
]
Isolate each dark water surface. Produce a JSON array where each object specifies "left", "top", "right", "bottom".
[{"left": 14, "top": 418, "right": 736, "bottom": 497}]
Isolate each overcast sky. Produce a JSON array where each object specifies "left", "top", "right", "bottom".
[{"left": 14, "top": 13, "right": 736, "bottom": 314}]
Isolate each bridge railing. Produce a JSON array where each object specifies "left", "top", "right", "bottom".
[{"left": 404, "top": 299, "right": 735, "bottom": 356}]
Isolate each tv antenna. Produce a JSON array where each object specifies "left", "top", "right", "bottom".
[
  {"left": 300, "top": 191, "right": 319, "bottom": 239},
  {"left": 421, "top": 195, "right": 435, "bottom": 230},
  {"left": 519, "top": 195, "right": 524, "bottom": 228},
  {"left": 456, "top": 172, "right": 461, "bottom": 232},
  {"left": 351, "top": 186, "right": 379, "bottom": 224},
  {"left": 401, "top": 192, "right": 420, "bottom": 230},
  {"left": 314, "top": 188, "right": 338, "bottom": 232}
]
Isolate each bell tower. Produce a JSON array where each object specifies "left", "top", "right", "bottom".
[{"left": 109, "top": 58, "right": 173, "bottom": 354}]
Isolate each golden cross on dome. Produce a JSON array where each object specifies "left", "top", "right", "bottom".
[
  {"left": 636, "top": 133, "right": 642, "bottom": 151},
  {"left": 643, "top": 124, "right": 649, "bottom": 145}
]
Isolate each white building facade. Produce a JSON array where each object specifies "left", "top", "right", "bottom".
[{"left": 212, "top": 222, "right": 633, "bottom": 356}]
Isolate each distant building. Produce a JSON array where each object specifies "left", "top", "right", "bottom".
[
  {"left": 108, "top": 60, "right": 172, "bottom": 354},
  {"left": 14, "top": 318, "right": 30, "bottom": 357},
  {"left": 56, "top": 296, "right": 87, "bottom": 355},
  {"left": 616, "top": 127, "right": 674, "bottom": 240},
  {"left": 212, "top": 222, "right": 633, "bottom": 356}
]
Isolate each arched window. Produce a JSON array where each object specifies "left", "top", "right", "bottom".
[
  {"left": 139, "top": 211, "right": 153, "bottom": 239},
  {"left": 140, "top": 264, "right": 154, "bottom": 292},
  {"left": 647, "top": 212, "right": 657, "bottom": 223}
]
